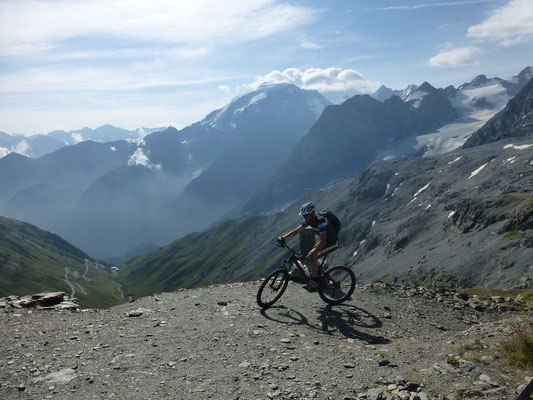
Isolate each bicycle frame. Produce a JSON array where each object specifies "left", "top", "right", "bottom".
[{"left": 280, "top": 242, "right": 328, "bottom": 282}]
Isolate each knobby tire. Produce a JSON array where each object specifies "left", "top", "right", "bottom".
[
  {"left": 257, "top": 268, "right": 289, "bottom": 308},
  {"left": 318, "top": 265, "right": 356, "bottom": 305}
]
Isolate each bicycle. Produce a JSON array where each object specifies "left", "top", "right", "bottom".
[{"left": 256, "top": 241, "right": 356, "bottom": 308}]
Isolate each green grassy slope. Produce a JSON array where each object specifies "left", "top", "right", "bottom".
[
  {"left": 117, "top": 214, "right": 289, "bottom": 299},
  {"left": 0, "top": 216, "right": 124, "bottom": 308}
]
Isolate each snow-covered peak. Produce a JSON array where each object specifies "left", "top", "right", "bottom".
[
  {"left": 404, "top": 82, "right": 435, "bottom": 108},
  {"left": 198, "top": 83, "right": 330, "bottom": 131},
  {"left": 458, "top": 75, "right": 503, "bottom": 90},
  {"left": 371, "top": 84, "right": 418, "bottom": 101}
]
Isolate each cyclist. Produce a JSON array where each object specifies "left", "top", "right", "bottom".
[{"left": 277, "top": 202, "right": 339, "bottom": 291}]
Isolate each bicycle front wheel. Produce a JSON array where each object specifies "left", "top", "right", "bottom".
[
  {"left": 257, "top": 268, "right": 289, "bottom": 308},
  {"left": 318, "top": 265, "right": 356, "bottom": 305}
]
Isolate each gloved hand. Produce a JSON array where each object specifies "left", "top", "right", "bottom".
[{"left": 276, "top": 236, "right": 285, "bottom": 246}]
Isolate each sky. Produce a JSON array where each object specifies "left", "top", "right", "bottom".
[{"left": 0, "top": 0, "right": 532, "bottom": 135}]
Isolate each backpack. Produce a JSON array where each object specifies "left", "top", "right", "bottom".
[{"left": 319, "top": 209, "right": 341, "bottom": 233}]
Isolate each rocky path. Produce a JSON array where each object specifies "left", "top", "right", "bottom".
[{"left": 0, "top": 281, "right": 531, "bottom": 399}]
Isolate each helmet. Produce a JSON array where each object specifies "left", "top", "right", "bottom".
[{"left": 299, "top": 202, "right": 315, "bottom": 216}]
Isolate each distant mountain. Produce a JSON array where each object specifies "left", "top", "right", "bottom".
[
  {"left": 0, "top": 84, "right": 330, "bottom": 258},
  {"left": 169, "top": 83, "right": 331, "bottom": 235},
  {"left": 463, "top": 76, "right": 533, "bottom": 148},
  {"left": 242, "top": 83, "right": 458, "bottom": 214},
  {"left": 0, "top": 140, "right": 136, "bottom": 230},
  {"left": 373, "top": 67, "right": 533, "bottom": 159},
  {"left": 0, "top": 125, "right": 163, "bottom": 159},
  {"left": 371, "top": 83, "right": 418, "bottom": 101},
  {"left": 0, "top": 216, "right": 124, "bottom": 308},
  {"left": 118, "top": 131, "right": 533, "bottom": 297},
  {"left": 117, "top": 72, "right": 533, "bottom": 297}
]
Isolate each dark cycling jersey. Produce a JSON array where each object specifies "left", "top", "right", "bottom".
[{"left": 301, "top": 216, "right": 339, "bottom": 245}]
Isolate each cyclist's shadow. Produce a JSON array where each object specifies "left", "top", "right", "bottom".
[
  {"left": 316, "top": 304, "right": 390, "bottom": 345},
  {"left": 259, "top": 304, "right": 390, "bottom": 345}
]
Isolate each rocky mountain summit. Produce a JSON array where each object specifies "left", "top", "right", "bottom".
[{"left": 0, "top": 282, "right": 531, "bottom": 399}]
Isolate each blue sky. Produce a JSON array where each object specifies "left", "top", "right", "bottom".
[{"left": 0, "top": 0, "right": 532, "bottom": 135}]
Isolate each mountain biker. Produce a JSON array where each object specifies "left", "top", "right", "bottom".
[{"left": 277, "top": 202, "right": 339, "bottom": 291}]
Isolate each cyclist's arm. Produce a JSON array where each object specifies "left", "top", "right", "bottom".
[{"left": 282, "top": 225, "right": 305, "bottom": 240}]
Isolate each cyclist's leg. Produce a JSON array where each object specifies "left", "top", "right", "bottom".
[{"left": 317, "top": 241, "right": 339, "bottom": 261}]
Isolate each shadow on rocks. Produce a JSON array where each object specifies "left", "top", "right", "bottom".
[
  {"left": 260, "top": 305, "right": 309, "bottom": 326},
  {"left": 316, "top": 304, "right": 390, "bottom": 344}
]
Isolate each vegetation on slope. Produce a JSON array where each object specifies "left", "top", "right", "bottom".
[{"left": 0, "top": 216, "right": 124, "bottom": 308}]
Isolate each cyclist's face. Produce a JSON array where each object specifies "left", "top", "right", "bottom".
[{"left": 303, "top": 213, "right": 313, "bottom": 223}]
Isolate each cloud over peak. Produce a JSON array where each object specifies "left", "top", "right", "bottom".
[{"left": 255, "top": 67, "right": 380, "bottom": 103}]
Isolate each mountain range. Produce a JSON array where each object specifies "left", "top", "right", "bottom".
[
  {"left": 0, "top": 84, "right": 330, "bottom": 258},
  {"left": 117, "top": 74, "right": 533, "bottom": 298},
  {"left": 0, "top": 125, "right": 162, "bottom": 159},
  {"left": 242, "top": 67, "right": 533, "bottom": 215},
  {"left": 0, "top": 66, "right": 532, "bottom": 305}
]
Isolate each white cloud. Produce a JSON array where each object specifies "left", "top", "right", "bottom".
[
  {"left": 381, "top": 0, "right": 492, "bottom": 10},
  {"left": 255, "top": 67, "right": 381, "bottom": 103},
  {"left": 0, "top": 64, "right": 228, "bottom": 93},
  {"left": 467, "top": 0, "right": 533, "bottom": 46},
  {"left": 71, "top": 133, "right": 83, "bottom": 144},
  {"left": 428, "top": 46, "right": 480, "bottom": 67},
  {"left": 0, "top": 0, "right": 320, "bottom": 57},
  {"left": 0, "top": 147, "right": 9, "bottom": 158},
  {"left": 300, "top": 39, "right": 323, "bottom": 50}
]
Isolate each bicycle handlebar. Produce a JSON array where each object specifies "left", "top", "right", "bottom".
[{"left": 277, "top": 240, "right": 301, "bottom": 257}]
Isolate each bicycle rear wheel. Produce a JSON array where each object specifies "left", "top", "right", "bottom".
[
  {"left": 318, "top": 265, "right": 356, "bottom": 305},
  {"left": 257, "top": 268, "right": 289, "bottom": 308}
]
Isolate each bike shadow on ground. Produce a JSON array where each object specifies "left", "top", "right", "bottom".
[
  {"left": 260, "top": 305, "right": 310, "bottom": 327},
  {"left": 315, "top": 304, "right": 390, "bottom": 345},
  {"left": 259, "top": 303, "right": 390, "bottom": 345}
]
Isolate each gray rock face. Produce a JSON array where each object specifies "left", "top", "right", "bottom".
[
  {"left": 120, "top": 131, "right": 533, "bottom": 293},
  {"left": 0, "top": 282, "right": 528, "bottom": 399}
]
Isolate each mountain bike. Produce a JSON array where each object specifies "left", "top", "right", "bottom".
[{"left": 257, "top": 241, "right": 356, "bottom": 308}]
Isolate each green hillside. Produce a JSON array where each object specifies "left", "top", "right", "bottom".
[
  {"left": 0, "top": 216, "right": 125, "bottom": 308},
  {"left": 117, "top": 214, "right": 290, "bottom": 299}
]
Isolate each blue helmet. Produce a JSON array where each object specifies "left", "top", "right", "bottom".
[{"left": 299, "top": 202, "right": 315, "bottom": 216}]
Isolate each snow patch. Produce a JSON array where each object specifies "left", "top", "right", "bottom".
[
  {"left": 503, "top": 156, "right": 516, "bottom": 165},
  {"left": 109, "top": 146, "right": 117, "bottom": 152},
  {"left": 127, "top": 148, "right": 161, "bottom": 170},
  {"left": 503, "top": 143, "right": 533, "bottom": 150},
  {"left": 405, "top": 90, "right": 428, "bottom": 109},
  {"left": 468, "top": 163, "right": 487, "bottom": 179},
  {"left": 127, "top": 138, "right": 145, "bottom": 146},
  {"left": 448, "top": 211, "right": 455, "bottom": 219},
  {"left": 448, "top": 156, "right": 462, "bottom": 165},
  {"left": 425, "top": 204, "right": 432, "bottom": 210},
  {"left": 413, "top": 183, "right": 431, "bottom": 198}
]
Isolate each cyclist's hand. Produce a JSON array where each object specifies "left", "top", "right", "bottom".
[
  {"left": 304, "top": 253, "right": 314, "bottom": 263},
  {"left": 276, "top": 236, "right": 285, "bottom": 246}
]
